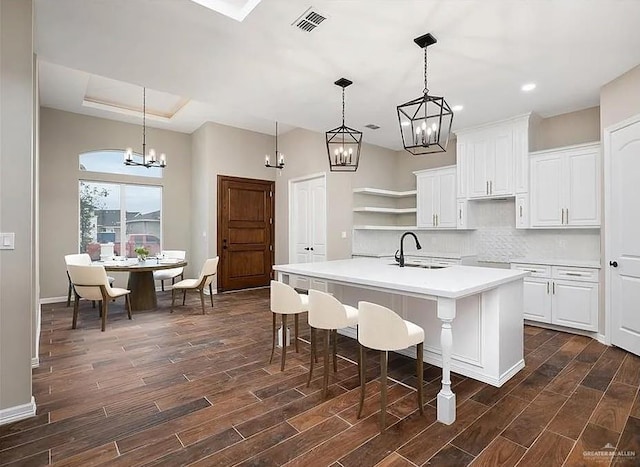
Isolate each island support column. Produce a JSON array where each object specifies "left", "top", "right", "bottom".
[{"left": 436, "top": 297, "right": 456, "bottom": 424}]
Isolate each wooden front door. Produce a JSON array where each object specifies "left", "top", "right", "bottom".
[{"left": 217, "top": 175, "right": 274, "bottom": 292}]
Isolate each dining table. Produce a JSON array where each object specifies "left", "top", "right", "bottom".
[{"left": 100, "top": 258, "right": 188, "bottom": 311}]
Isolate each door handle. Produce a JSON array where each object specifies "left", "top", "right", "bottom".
[
  {"left": 547, "top": 281, "right": 550, "bottom": 294},
  {"left": 552, "top": 282, "right": 556, "bottom": 294},
  {"left": 609, "top": 261, "right": 618, "bottom": 268},
  {"left": 310, "top": 247, "right": 314, "bottom": 251},
  {"left": 459, "top": 208, "right": 462, "bottom": 220},
  {"left": 223, "top": 239, "right": 228, "bottom": 250},
  {"left": 304, "top": 247, "right": 310, "bottom": 251},
  {"left": 561, "top": 208, "right": 565, "bottom": 225},
  {"left": 435, "top": 214, "right": 438, "bottom": 226}
]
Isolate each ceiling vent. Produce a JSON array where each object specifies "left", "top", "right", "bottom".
[
  {"left": 293, "top": 7, "right": 326, "bottom": 32},
  {"left": 365, "top": 124, "right": 381, "bottom": 130}
]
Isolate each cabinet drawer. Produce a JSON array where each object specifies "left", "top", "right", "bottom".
[
  {"left": 511, "top": 263, "right": 551, "bottom": 278},
  {"left": 552, "top": 266, "right": 598, "bottom": 283},
  {"left": 430, "top": 258, "right": 461, "bottom": 266}
]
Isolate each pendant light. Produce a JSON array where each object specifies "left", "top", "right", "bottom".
[
  {"left": 264, "top": 121, "right": 285, "bottom": 169},
  {"left": 397, "top": 33, "right": 453, "bottom": 155},
  {"left": 124, "top": 87, "right": 166, "bottom": 168},
  {"left": 326, "top": 78, "right": 362, "bottom": 172}
]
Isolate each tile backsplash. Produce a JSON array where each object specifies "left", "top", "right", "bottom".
[{"left": 353, "top": 198, "right": 601, "bottom": 263}]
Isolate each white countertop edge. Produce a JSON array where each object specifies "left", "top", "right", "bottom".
[
  {"left": 274, "top": 259, "right": 528, "bottom": 300},
  {"left": 511, "top": 258, "right": 601, "bottom": 269},
  {"left": 352, "top": 252, "right": 477, "bottom": 260}
]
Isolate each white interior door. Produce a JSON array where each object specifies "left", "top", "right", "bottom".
[
  {"left": 293, "top": 181, "right": 310, "bottom": 264},
  {"left": 607, "top": 115, "right": 640, "bottom": 356},
  {"left": 309, "top": 176, "right": 326, "bottom": 262}
]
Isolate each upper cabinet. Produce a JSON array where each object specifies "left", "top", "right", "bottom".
[
  {"left": 529, "top": 142, "right": 601, "bottom": 228},
  {"left": 456, "top": 114, "right": 533, "bottom": 200},
  {"left": 415, "top": 166, "right": 457, "bottom": 229}
]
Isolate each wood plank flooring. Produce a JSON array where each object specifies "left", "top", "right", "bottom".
[{"left": 1, "top": 288, "right": 638, "bottom": 466}]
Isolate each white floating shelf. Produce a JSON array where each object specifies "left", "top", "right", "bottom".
[
  {"left": 353, "top": 207, "right": 417, "bottom": 214},
  {"left": 353, "top": 188, "right": 417, "bottom": 198},
  {"left": 353, "top": 225, "right": 420, "bottom": 230}
]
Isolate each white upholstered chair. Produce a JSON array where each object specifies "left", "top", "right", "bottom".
[
  {"left": 153, "top": 250, "right": 186, "bottom": 291},
  {"left": 357, "top": 301, "right": 425, "bottom": 430},
  {"left": 171, "top": 257, "right": 219, "bottom": 315},
  {"left": 269, "top": 281, "right": 309, "bottom": 372},
  {"left": 65, "top": 253, "right": 114, "bottom": 308},
  {"left": 67, "top": 264, "right": 131, "bottom": 332},
  {"left": 307, "top": 290, "right": 359, "bottom": 398}
]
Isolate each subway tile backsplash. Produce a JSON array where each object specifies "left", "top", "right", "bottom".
[{"left": 353, "top": 198, "right": 600, "bottom": 263}]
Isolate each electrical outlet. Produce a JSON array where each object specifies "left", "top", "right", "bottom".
[{"left": 0, "top": 233, "right": 15, "bottom": 250}]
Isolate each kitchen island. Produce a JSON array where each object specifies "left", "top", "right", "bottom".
[{"left": 273, "top": 258, "right": 529, "bottom": 424}]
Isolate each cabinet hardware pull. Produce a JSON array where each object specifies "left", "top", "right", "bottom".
[
  {"left": 519, "top": 205, "right": 523, "bottom": 218},
  {"left": 459, "top": 209, "right": 462, "bottom": 220},
  {"left": 486, "top": 181, "right": 489, "bottom": 195},
  {"left": 433, "top": 214, "right": 435, "bottom": 226},
  {"left": 561, "top": 208, "right": 565, "bottom": 225},
  {"left": 553, "top": 282, "right": 556, "bottom": 294},
  {"left": 490, "top": 181, "right": 493, "bottom": 195},
  {"left": 436, "top": 214, "right": 438, "bottom": 226},
  {"left": 304, "top": 247, "right": 310, "bottom": 251},
  {"left": 547, "top": 281, "right": 550, "bottom": 294},
  {"left": 566, "top": 208, "right": 569, "bottom": 224},
  {"left": 564, "top": 272, "right": 582, "bottom": 276},
  {"left": 610, "top": 261, "right": 618, "bottom": 268}
]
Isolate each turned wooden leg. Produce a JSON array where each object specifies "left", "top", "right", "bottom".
[
  {"left": 101, "top": 300, "right": 108, "bottom": 332},
  {"left": 72, "top": 292, "right": 80, "bottom": 329},
  {"left": 281, "top": 314, "right": 288, "bottom": 372},
  {"left": 357, "top": 344, "right": 366, "bottom": 419},
  {"left": 125, "top": 294, "right": 132, "bottom": 320},
  {"left": 294, "top": 314, "right": 299, "bottom": 353},
  {"left": 171, "top": 288, "right": 176, "bottom": 312},
  {"left": 380, "top": 351, "right": 388, "bottom": 431},
  {"left": 323, "top": 329, "right": 330, "bottom": 399},
  {"left": 332, "top": 329, "right": 338, "bottom": 373},
  {"left": 269, "top": 313, "right": 276, "bottom": 364},
  {"left": 199, "top": 289, "right": 205, "bottom": 315},
  {"left": 307, "top": 326, "right": 315, "bottom": 387},
  {"left": 417, "top": 342, "right": 424, "bottom": 415}
]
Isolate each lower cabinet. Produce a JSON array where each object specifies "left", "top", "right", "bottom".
[{"left": 512, "top": 263, "right": 599, "bottom": 332}]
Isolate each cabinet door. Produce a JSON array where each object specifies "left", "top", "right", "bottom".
[
  {"left": 565, "top": 148, "right": 600, "bottom": 226},
  {"left": 523, "top": 278, "right": 552, "bottom": 323},
  {"left": 467, "top": 139, "right": 491, "bottom": 198},
  {"left": 515, "top": 194, "right": 529, "bottom": 229},
  {"left": 456, "top": 141, "right": 467, "bottom": 199},
  {"left": 513, "top": 121, "right": 530, "bottom": 194},
  {"left": 491, "top": 128, "right": 514, "bottom": 196},
  {"left": 457, "top": 200, "right": 467, "bottom": 229},
  {"left": 552, "top": 280, "right": 598, "bottom": 331},
  {"left": 416, "top": 173, "right": 436, "bottom": 228},
  {"left": 437, "top": 169, "right": 457, "bottom": 228},
  {"left": 530, "top": 153, "right": 564, "bottom": 227}
]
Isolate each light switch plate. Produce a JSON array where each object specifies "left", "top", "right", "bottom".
[{"left": 0, "top": 233, "right": 15, "bottom": 250}]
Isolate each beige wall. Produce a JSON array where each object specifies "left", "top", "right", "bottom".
[
  {"left": 39, "top": 108, "right": 193, "bottom": 298},
  {"left": 0, "top": 0, "right": 35, "bottom": 415},
  {"left": 535, "top": 106, "right": 600, "bottom": 151},
  {"left": 393, "top": 140, "right": 457, "bottom": 191},
  {"left": 275, "top": 128, "right": 398, "bottom": 264},
  {"left": 190, "top": 121, "right": 276, "bottom": 285},
  {"left": 600, "top": 65, "right": 640, "bottom": 131}
]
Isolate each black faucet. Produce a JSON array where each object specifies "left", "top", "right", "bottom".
[{"left": 395, "top": 232, "right": 422, "bottom": 267}]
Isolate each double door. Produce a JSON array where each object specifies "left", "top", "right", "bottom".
[
  {"left": 466, "top": 127, "right": 513, "bottom": 198},
  {"left": 416, "top": 167, "right": 456, "bottom": 228}
]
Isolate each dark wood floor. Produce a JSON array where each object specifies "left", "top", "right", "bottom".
[{"left": 0, "top": 288, "right": 638, "bottom": 466}]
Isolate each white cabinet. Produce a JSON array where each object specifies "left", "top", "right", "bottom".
[
  {"left": 511, "top": 262, "right": 599, "bottom": 332},
  {"left": 515, "top": 194, "right": 529, "bottom": 229},
  {"left": 456, "top": 114, "right": 532, "bottom": 200},
  {"left": 530, "top": 142, "right": 600, "bottom": 228},
  {"left": 415, "top": 166, "right": 457, "bottom": 229}
]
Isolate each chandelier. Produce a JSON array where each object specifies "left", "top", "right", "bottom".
[
  {"left": 124, "top": 87, "right": 166, "bottom": 168},
  {"left": 397, "top": 33, "right": 453, "bottom": 155},
  {"left": 326, "top": 78, "right": 362, "bottom": 172},
  {"left": 264, "top": 121, "right": 285, "bottom": 169}
]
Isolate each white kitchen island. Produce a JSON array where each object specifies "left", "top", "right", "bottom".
[{"left": 273, "top": 258, "right": 529, "bottom": 425}]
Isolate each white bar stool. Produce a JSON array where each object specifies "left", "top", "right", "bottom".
[
  {"left": 269, "top": 280, "right": 309, "bottom": 371},
  {"left": 307, "top": 290, "right": 359, "bottom": 398},
  {"left": 357, "top": 301, "right": 425, "bottom": 431}
]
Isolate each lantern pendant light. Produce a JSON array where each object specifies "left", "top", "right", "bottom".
[{"left": 326, "top": 78, "right": 362, "bottom": 172}]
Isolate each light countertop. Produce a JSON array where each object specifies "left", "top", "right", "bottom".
[
  {"left": 274, "top": 258, "right": 528, "bottom": 299},
  {"left": 352, "top": 251, "right": 476, "bottom": 260}
]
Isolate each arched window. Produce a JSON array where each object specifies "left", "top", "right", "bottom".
[{"left": 79, "top": 149, "right": 163, "bottom": 178}]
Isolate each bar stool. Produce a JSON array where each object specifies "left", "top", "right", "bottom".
[
  {"left": 357, "top": 301, "right": 425, "bottom": 431},
  {"left": 269, "top": 280, "right": 309, "bottom": 371},
  {"left": 307, "top": 290, "right": 359, "bottom": 398}
]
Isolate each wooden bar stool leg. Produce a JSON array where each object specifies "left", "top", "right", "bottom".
[
  {"left": 294, "top": 314, "right": 299, "bottom": 353},
  {"left": 67, "top": 277, "right": 72, "bottom": 307},
  {"left": 323, "top": 329, "right": 330, "bottom": 398},
  {"left": 357, "top": 344, "right": 366, "bottom": 419},
  {"left": 380, "top": 350, "right": 388, "bottom": 431},
  {"left": 101, "top": 300, "right": 108, "bottom": 332},
  {"left": 72, "top": 292, "right": 80, "bottom": 329},
  {"left": 417, "top": 342, "right": 424, "bottom": 415},
  {"left": 171, "top": 288, "right": 176, "bottom": 312},
  {"left": 209, "top": 283, "right": 214, "bottom": 307},
  {"left": 161, "top": 280, "right": 165, "bottom": 292},
  {"left": 280, "top": 314, "right": 288, "bottom": 372},
  {"left": 199, "top": 289, "right": 205, "bottom": 315},
  {"left": 126, "top": 295, "right": 132, "bottom": 320},
  {"left": 307, "top": 326, "right": 315, "bottom": 387},
  {"left": 182, "top": 289, "right": 187, "bottom": 305},
  {"left": 332, "top": 329, "right": 338, "bottom": 372},
  {"left": 269, "top": 313, "right": 276, "bottom": 364}
]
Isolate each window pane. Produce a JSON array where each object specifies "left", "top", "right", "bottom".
[
  {"left": 80, "top": 150, "right": 163, "bottom": 178},
  {"left": 124, "top": 185, "right": 162, "bottom": 257},
  {"left": 79, "top": 181, "right": 121, "bottom": 260}
]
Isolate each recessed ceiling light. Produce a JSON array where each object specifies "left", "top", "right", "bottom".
[
  {"left": 452, "top": 105, "right": 464, "bottom": 112},
  {"left": 521, "top": 83, "right": 536, "bottom": 92}
]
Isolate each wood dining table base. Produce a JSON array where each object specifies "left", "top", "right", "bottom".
[{"left": 127, "top": 271, "right": 158, "bottom": 311}]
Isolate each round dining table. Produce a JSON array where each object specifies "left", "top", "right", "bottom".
[{"left": 101, "top": 258, "right": 188, "bottom": 311}]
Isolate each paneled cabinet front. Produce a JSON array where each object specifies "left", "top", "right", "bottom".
[
  {"left": 529, "top": 142, "right": 600, "bottom": 228},
  {"left": 415, "top": 166, "right": 457, "bottom": 229}
]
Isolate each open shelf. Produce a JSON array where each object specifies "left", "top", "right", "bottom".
[
  {"left": 353, "top": 225, "right": 420, "bottom": 230},
  {"left": 353, "top": 188, "right": 417, "bottom": 198},
  {"left": 353, "top": 207, "right": 417, "bottom": 214}
]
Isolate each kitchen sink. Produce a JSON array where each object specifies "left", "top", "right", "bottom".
[{"left": 388, "top": 263, "right": 447, "bottom": 269}]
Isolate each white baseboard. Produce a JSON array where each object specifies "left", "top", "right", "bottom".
[
  {"left": 40, "top": 296, "right": 67, "bottom": 305},
  {"left": 524, "top": 320, "right": 602, "bottom": 341},
  {"left": 596, "top": 333, "right": 608, "bottom": 345},
  {"left": 31, "top": 357, "right": 39, "bottom": 368},
  {"left": 0, "top": 397, "right": 36, "bottom": 426}
]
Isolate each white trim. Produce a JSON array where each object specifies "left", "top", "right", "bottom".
[
  {"left": 454, "top": 112, "right": 532, "bottom": 137},
  {"left": 287, "top": 171, "right": 326, "bottom": 184},
  {"left": 288, "top": 172, "right": 327, "bottom": 265},
  {"left": 40, "top": 296, "right": 67, "bottom": 304},
  {"left": 0, "top": 397, "right": 36, "bottom": 426},
  {"left": 603, "top": 112, "right": 640, "bottom": 347},
  {"left": 31, "top": 357, "right": 39, "bottom": 368},
  {"left": 524, "top": 319, "right": 601, "bottom": 340},
  {"left": 597, "top": 333, "right": 607, "bottom": 345}
]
